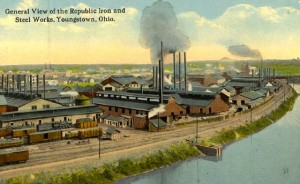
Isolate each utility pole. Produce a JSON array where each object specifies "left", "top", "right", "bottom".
[{"left": 99, "top": 128, "right": 101, "bottom": 159}]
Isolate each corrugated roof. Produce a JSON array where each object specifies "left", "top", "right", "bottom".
[
  {"left": 149, "top": 118, "right": 166, "bottom": 128},
  {"left": 105, "top": 115, "right": 125, "bottom": 122},
  {"left": 93, "top": 98, "right": 158, "bottom": 111},
  {"left": 240, "top": 91, "right": 265, "bottom": 100},
  {"left": 106, "top": 126, "right": 121, "bottom": 134},
  {"left": 0, "top": 105, "right": 100, "bottom": 122}
]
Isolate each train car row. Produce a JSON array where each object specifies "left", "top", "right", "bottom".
[
  {"left": 0, "top": 148, "right": 29, "bottom": 165},
  {"left": 0, "top": 118, "right": 97, "bottom": 139}
]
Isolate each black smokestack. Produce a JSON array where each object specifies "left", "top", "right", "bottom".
[
  {"left": 30, "top": 75, "right": 33, "bottom": 99},
  {"left": 173, "top": 52, "right": 176, "bottom": 90},
  {"left": 152, "top": 66, "right": 155, "bottom": 89},
  {"left": 43, "top": 74, "right": 46, "bottom": 99},
  {"left": 184, "top": 52, "right": 187, "bottom": 91},
  {"left": 37, "top": 74, "right": 39, "bottom": 97},
  {"left": 24, "top": 75, "right": 27, "bottom": 95},
  {"left": 156, "top": 66, "right": 158, "bottom": 90},
  {"left": 159, "top": 60, "right": 163, "bottom": 103},
  {"left": 1, "top": 74, "right": 4, "bottom": 90},
  {"left": 179, "top": 52, "right": 181, "bottom": 90},
  {"left": 161, "top": 41, "right": 164, "bottom": 93},
  {"left": 6, "top": 75, "right": 9, "bottom": 95},
  {"left": 139, "top": 1, "right": 190, "bottom": 64},
  {"left": 12, "top": 74, "right": 15, "bottom": 94}
]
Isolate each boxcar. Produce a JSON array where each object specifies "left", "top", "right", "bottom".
[
  {"left": 0, "top": 148, "right": 29, "bottom": 165},
  {"left": 65, "top": 131, "right": 79, "bottom": 139},
  {"left": 75, "top": 118, "right": 97, "bottom": 129},
  {"left": 78, "top": 128, "right": 102, "bottom": 139},
  {"left": 12, "top": 127, "right": 36, "bottom": 138},
  {"left": 28, "top": 130, "right": 63, "bottom": 144},
  {"left": 0, "top": 138, "right": 24, "bottom": 149},
  {"left": 0, "top": 127, "right": 12, "bottom": 137}
]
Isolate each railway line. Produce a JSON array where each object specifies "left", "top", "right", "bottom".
[{"left": 0, "top": 83, "right": 292, "bottom": 178}]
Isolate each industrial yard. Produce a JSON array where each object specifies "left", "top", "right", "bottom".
[{"left": 0, "top": 82, "right": 291, "bottom": 179}]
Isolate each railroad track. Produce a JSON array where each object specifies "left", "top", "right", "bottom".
[{"left": 0, "top": 83, "right": 291, "bottom": 172}]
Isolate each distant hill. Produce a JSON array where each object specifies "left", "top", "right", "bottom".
[{"left": 219, "top": 57, "right": 235, "bottom": 62}]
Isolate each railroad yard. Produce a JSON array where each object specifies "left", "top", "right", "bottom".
[{"left": 0, "top": 83, "right": 291, "bottom": 180}]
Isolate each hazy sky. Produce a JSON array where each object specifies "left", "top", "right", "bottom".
[{"left": 0, "top": 0, "right": 300, "bottom": 65}]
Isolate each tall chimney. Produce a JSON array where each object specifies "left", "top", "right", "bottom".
[
  {"left": 161, "top": 41, "right": 164, "bottom": 93},
  {"left": 155, "top": 66, "right": 158, "bottom": 90},
  {"left": 43, "top": 74, "right": 46, "bottom": 99},
  {"left": 152, "top": 66, "right": 156, "bottom": 89},
  {"left": 252, "top": 69, "right": 254, "bottom": 78},
  {"left": 1, "top": 74, "right": 3, "bottom": 90},
  {"left": 18, "top": 75, "right": 21, "bottom": 95},
  {"left": 12, "top": 74, "right": 15, "bottom": 94},
  {"left": 24, "top": 75, "right": 27, "bottom": 95},
  {"left": 173, "top": 52, "right": 176, "bottom": 90},
  {"left": 30, "top": 75, "right": 33, "bottom": 99},
  {"left": 184, "top": 52, "right": 187, "bottom": 91},
  {"left": 179, "top": 52, "right": 181, "bottom": 90},
  {"left": 273, "top": 68, "right": 275, "bottom": 81},
  {"left": 37, "top": 74, "right": 39, "bottom": 97},
  {"left": 159, "top": 60, "right": 163, "bottom": 104},
  {"left": 6, "top": 75, "right": 9, "bottom": 95}
]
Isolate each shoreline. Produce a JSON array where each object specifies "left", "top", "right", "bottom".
[{"left": 1, "top": 84, "right": 297, "bottom": 183}]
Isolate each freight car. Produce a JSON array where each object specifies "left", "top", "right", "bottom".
[
  {"left": 12, "top": 127, "right": 36, "bottom": 138},
  {"left": 0, "top": 148, "right": 29, "bottom": 165},
  {"left": 0, "top": 127, "right": 11, "bottom": 137},
  {"left": 78, "top": 128, "right": 102, "bottom": 139},
  {"left": 0, "top": 138, "right": 23, "bottom": 149},
  {"left": 75, "top": 118, "right": 98, "bottom": 129},
  {"left": 28, "top": 130, "right": 63, "bottom": 144},
  {"left": 65, "top": 131, "right": 79, "bottom": 139}
]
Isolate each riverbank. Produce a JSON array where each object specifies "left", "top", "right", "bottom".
[{"left": 1, "top": 86, "right": 297, "bottom": 184}]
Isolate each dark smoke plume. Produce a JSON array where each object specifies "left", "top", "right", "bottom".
[
  {"left": 228, "top": 45, "right": 262, "bottom": 59},
  {"left": 139, "top": 0, "right": 190, "bottom": 64}
]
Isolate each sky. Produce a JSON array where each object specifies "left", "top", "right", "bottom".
[{"left": 0, "top": 0, "right": 300, "bottom": 65}]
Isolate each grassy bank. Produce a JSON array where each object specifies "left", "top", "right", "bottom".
[
  {"left": 204, "top": 88, "right": 298, "bottom": 146},
  {"left": 2, "top": 142, "right": 199, "bottom": 184}
]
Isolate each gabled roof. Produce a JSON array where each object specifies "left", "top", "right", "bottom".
[
  {"left": 105, "top": 115, "right": 125, "bottom": 122},
  {"left": 0, "top": 105, "right": 101, "bottom": 123},
  {"left": 5, "top": 97, "right": 61, "bottom": 108},
  {"left": 149, "top": 118, "right": 166, "bottom": 128},
  {"left": 240, "top": 91, "right": 264, "bottom": 100},
  {"left": 93, "top": 97, "right": 158, "bottom": 111},
  {"left": 106, "top": 126, "right": 121, "bottom": 134},
  {"left": 224, "top": 85, "right": 235, "bottom": 92},
  {"left": 0, "top": 95, "right": 7, "bottom": 106}
]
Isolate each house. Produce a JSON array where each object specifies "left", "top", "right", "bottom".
[
  {"left": 149, "top": 118, "right": 166, "bottom": 132},
  {"left": 101, "top": 75, "right": 149, "bottom": 91},
  {"left": 93, "top": 91, "right": 186, "bottom": 130},
  {"left": 170, "top": 91, "right": 230, "bottom": 116},
  {"left": 0, "top": 105, "right": 102, "bottom": 128},
  {"left": 0, "top": 95, "right": 7, "bottom": 114},
  {"left": 100, "top": 115, "right": 127, "bottom": 128},
  {"left": 105, "top": 126, "right": 121, "bottom": 140},
  {"left": 5, "top": 97, "right": 62, "bottom": 112},
  {"left": 232, "top": 90, "right": 265, "bottom": 108}
]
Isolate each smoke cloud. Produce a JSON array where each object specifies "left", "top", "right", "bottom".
[
  {"left": 139, "top": 0, "right": 190, "bottom": 64},
  {"left": 228, "top": 45, "right": 262, "bottom": 59}
]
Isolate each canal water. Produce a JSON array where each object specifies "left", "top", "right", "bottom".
[{"left": 119, "top": 89, "right": 300, "bottom": 184}]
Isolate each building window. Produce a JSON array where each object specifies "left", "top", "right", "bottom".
[
  {"left": 200, "top": 108, "right": 203, "bottom": 114},
  {"left": 52, "top": 118, "right": 55, "bottom": 122},
  {"left": 31, "top": 105, "right": 37, "bottom": 110},
  {"left": 44, "top": 133, "right": 49, "bottom": 139},
  {"left": 39, "top": 120, "right": 42, "bottom": 125},
  {"left": 43, "top": 104, "right": 50, "bottom": 109},
  {"left": 115, "top": 107, "right": 118, "bottom": 112},
  {"left": 122, "top": 108, "right": 125, "bottom": 113},
  {"left": 109, "top": 107, "right": 112, "bottom": 111},
  {"left": 129, "top": 109, "right": 132, "bottom": 114},
  {"left": 136, "top": 110, "right": 139, "bottom": 114},
  {"left": 64, "top": 117, "right": 67, "bottom": 121}
]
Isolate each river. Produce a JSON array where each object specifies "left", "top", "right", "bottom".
[{"left": 118, "top": 86, "right": 300, "bottom": 184}]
